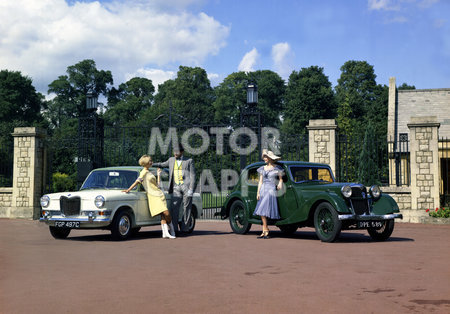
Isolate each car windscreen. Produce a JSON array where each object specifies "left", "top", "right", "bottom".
[
  {"left": 81, "top": 170, "right": 139, "bottom": 190},
  {"left": 289, "top": 166, "right": 334, "bottom": 183}
]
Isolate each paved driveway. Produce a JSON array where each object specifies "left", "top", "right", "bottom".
[{"left": 1, "top": 219, "right": 449, "bottom": 314}]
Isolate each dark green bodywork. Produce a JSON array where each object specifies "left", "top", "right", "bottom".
[{"left": 220, "top": 161, "right": 400, "bottom": 229}]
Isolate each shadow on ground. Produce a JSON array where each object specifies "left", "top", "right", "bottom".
[
  {"left": 243, "top": 229, "right": 414, "bottom": 243},
  {"left": 66, "top": 229, "right": 232, "bottom": 242}
]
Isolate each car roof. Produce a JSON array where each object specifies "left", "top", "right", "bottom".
[
  {"left": 246, "top": 161, "right": 331, "bottom": 168},
  {"left": 92, "top": 166, "right": 163, "bottom": 172}
]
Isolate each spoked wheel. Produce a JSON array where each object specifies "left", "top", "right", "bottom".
[
  {"left": 111, "top": 211, "right": 132, "bottom": 241},
  {"left": 49, "top": 226, "right": 71, "bottom": 239},
  {"left": 314, "top": 202, "right": 342, "bottom": 242},
  {"left": 229, "top": 200, "right": 251, "bottom": 234},
  {"left": 367, "top": 219, "right": 395, "bottom": 241}
]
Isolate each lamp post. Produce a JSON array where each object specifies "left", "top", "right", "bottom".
[
  {"left": 77, "top": 90, "right": 103, "bottom": 188},
  {"left": 86, "top": 90, "right": 98, "bottom": 111},
  {"left": 246, "top": 83, "right": 261, "bottom": 160},
  {"left": 240, "top": 82, "right": 260, "bottom": 169}
]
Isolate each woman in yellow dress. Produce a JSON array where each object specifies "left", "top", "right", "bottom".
[{"left": 123, "top": 155, "right": 176, "bottom": 239}]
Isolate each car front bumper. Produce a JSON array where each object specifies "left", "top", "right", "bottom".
[
  {"left": 40, "top": 215, "right": 113, "bottom": 228},
  {"left": 338, "top": 213, "right": 403, "bottom": 221}
]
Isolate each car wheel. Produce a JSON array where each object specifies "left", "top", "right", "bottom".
[
  {"left": 49, "top": 226, "right": 71, "bottom": 239},
  {"left": 186, "top": 209, "right": 196, "bottom": 234},
  {"left": 278, "top": 224, "right": 298, "bottom": 235},
  {"left": 367, "top": 219, "right": 394, "bottom": 241},
  {"left": 229, "top": 200, "right": 251, "bottom": 234},
  {"left": 314, "top": 202, "right": 342, "bottom": 242},
  {"left": 111, "top": 211, "right": 132, "bottom": 241}
]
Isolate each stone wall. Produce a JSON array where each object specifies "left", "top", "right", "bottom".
[{"left": 0, "top": 187, "right": 13, "bottom": 218}]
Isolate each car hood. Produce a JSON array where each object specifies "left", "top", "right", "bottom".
[{"left": 44, "top": 189, "right": 129, "bottom": 201}]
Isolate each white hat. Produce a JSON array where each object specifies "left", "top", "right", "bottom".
[{"left": 262, "top": 149, "right": 281, "bottom": 161}]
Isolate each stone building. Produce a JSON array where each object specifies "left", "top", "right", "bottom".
[{"left": 386, "top": 77, "right": 450, "bottom": 218}]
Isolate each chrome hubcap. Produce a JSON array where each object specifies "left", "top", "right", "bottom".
[{"left": 118, "top": 216, "right": 130, "bottom": 235}]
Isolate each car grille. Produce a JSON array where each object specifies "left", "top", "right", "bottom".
[
  {"left": 350, "top": 186, "right": 370, "bottom": 215},
  {"left": 60, "top": 196, "right": 81, "bottom": 216}
]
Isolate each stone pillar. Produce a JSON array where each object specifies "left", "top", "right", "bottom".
[
  {"left": 307, "top": 119, "right": 337, "bottom": 175},
  {"left": 387, "top": 76, "right": 397, "bottom": 142},
  {"left": 407, "top": 117, "right": 440, "bottom": 211},
  {"left": 10, "top": 127, "right": 47, "bottom": 219}
]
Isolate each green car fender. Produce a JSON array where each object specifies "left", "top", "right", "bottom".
[
  {"left": 372, "top": 194, "right": 400, "bottom": 215},
  {"left": 220, "top": 191, "right": 249, "bottom": 219},
  {"left": 281, "top": 191, "right": 351, "bottom": 224}
]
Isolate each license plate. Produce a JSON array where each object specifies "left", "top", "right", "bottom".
[
  {"left": 54, "top": 221, "right": 80, "bottom": 228},
  {"left": 357, "top": 221, "right": 384, "bottom": 228}
]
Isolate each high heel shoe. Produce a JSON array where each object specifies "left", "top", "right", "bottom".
[{"left": 257, "top": 231, "right": 270, "bottom": 239}]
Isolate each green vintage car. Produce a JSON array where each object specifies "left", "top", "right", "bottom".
[{"left": 219, "top": 161, "right": 403, "bottom": 242}]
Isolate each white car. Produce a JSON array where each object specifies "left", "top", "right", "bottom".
[{"left": 40, "top": 166, "right": 203, "bottom": 240}]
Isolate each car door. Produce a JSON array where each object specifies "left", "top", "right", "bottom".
[
  {"left": 135, "top": 185, "right": 154, "bottom": 223},
  {"left": 242, "top": 167, "right": 259, "bottom": 219},
  {"left": 276, "top": 165, "right": 299, "bottom": 219}
]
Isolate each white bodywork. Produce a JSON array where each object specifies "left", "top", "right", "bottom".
[{"left": 40, "top": 184, "right": 203, "bottom": 229}]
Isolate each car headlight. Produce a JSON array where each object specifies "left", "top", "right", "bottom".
[
  {"left": 95, "top": 195, "right": 105, "bottom": 208},
  {"left": 341, "top": 185, "right": 352, "bottom": 198},
  {"left": 370, "top": 185, "right": 381, "bottom": 200},
  {"left": 40, "top": 195, "right": 50, "bottom": 208}
]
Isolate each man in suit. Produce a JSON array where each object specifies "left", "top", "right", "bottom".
[{"left": 153, "top": 144, "right": 195, "bottom": 234}]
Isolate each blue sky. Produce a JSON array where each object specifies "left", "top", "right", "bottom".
[{"left": 0, "top": 0, "right": 449, "bottom": 96}]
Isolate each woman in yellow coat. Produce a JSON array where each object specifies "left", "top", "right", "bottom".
[{"left": 123, "top": 155, "right": 176, "bottom": 239}]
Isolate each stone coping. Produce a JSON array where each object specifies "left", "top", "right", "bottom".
[
  {"left": 307, "top": 119, "right": 337, "bottom": 130},
  {"left": 382, "top": 186, "right": 411, "bottom": 194},
  {"left": 11, "top": 127, "right": 47, "bottom": 138},
  {"left": 397, "top": 88, "right": 450, "bottom": 93},
  {"left": 0, "top": 187, "right": 13, "bottom": 193}
]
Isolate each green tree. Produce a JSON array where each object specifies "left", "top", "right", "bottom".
[
  {"left": 0, "top": 70, "right": 45, "bottom": 126},
  {"left": 0, "top": 70, "right": 46, "bottom": 185},
  {"left": 398, "top": 83, "right": 416, "bottom": 90},
  {"left": 146, "top": 66, "right": 214, "bottom": 126},
  {"left": 105, "top": 77, "right": 155, "bottom": 126},
  {"left": 282, "top": 66, "right": 335, "bottom": 135},
  {"left": 213, "top": 71, "right": 248, "bottom": 127},
  {"left": 47, "top": 59, "right": 113, "bottom": 124},
  {"left": 213, "top": 70, "right": 285, "bottom": 128},
  {"left": 335, "top": 60, "right": 377, "bottom": 125}
]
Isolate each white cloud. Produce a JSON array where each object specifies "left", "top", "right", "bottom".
[
  {"left": 238, "top": 48, "right": 259, "bottom": 72},
  {"left": 207, "top": 72, "right": 221, "bottom": 86},
  {"left": 0, "top": 0, "right": 229, "bottom": 94},
  {"left": 271, "top": 42, "right": 294, "bottom": 79},
  {"left": 125, "top": 68, "right": 176, "bottom": 91},
  {"left": 367, "top": 0, "right": 399, "bottom": 11}
]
